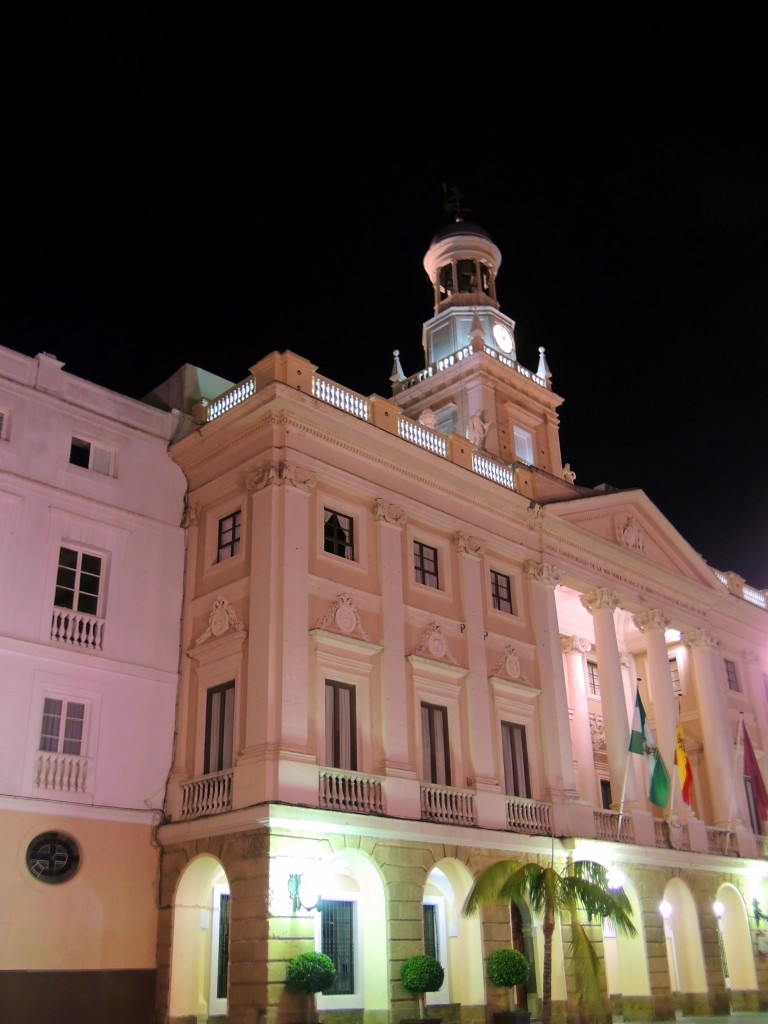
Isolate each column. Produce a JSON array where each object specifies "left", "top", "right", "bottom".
[
  {"left": 683, "top": 627, "right": 741, "bottom": 828},
  {"left": 562, "top": 636, "right": 600, "bottom": 805},
  {"left": 455, "top": 531, "right": 497, "bottom": 789},
  {"left": 633, "top": 610, "right": 688, "bottom": 816},
  {"left": 523, "top": 560, "right": 579, "bottom": 803},
  {"left": 580, "top": 588, "right": 637, "bottom": 808}
]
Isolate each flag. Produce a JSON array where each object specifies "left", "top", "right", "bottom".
[
  {"left": 743, "top": 722, "right": 768, "bottom": 821},
  {"left": 674, "top": 720, "right": 694, "bottom": 806},
  {"left": 629, "top": 689, "right": 670, "bottom": 808}
]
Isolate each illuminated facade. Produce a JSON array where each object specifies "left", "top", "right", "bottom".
[
  {"left": 0, "top": 348, "right": 187, "bottom": 1022},
  {"left": 155, "top": 215, "right": 768, "bottom": 1024}
]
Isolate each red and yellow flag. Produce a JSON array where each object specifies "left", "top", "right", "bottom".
[{"left": 674, "top": 720, "right": 694, "bottom": 806}]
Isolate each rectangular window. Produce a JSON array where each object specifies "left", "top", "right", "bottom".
[
  {"left": 513, "top": 425, "right": 534, "bottom": 465},
  {"left": 423, "top": 904, "right": 439, "bottom": 960},
  {"left": 421, "top": 702, "right": 450, "bottom": 785},
  {"left": 745, "top": 778, "right": 763, "bottom": 836},
  {"left": 0, "top": 410, "right": 6, "bottom": 439},
  {"left": 669, "top": 657, "right": 682, "bottom": 697},
  {"left": 600, "top": 778, "right": 612, "bottom": 810},
  {"left": 204, "top": 681, "right": 235, "bottom": 774},
  {"left": 414, "top": 541, "right": 439, "bottom": 589},
  {"left": 586, "top": 661, "right": 600, "bottom": 698},
  {"left": 39, "top": 697, "right": 85, "bottom": 754},
  {"left": 54, "top": 546, "right": 102, "bottom": 615},
  {"left": 325, "top": 681, "right": 357, "bottom": 770},
  {"left": 324, "top": 508, "right": 354, "bottom": 559},
  {"left": 69, "top": 436, "right": 113, "bottom": 475},
  {"left": 320, "top": 899, "right": 355, "bottom": 995},
  {"left": 490, "top": 569, "right": 513, "bottom": 613},
  {"left": 501, "top": 721, "right": 530, "bottom": 797},
  {"left": 725, "top": 659, "right": 740, "bottom": 692},
  {"left": 217, "top": 510, "right": 241, "bottom": 561}
]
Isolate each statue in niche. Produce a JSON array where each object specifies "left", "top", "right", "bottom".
[
  {"left": 418, "top": 407, "right": 437, "bottom": 430},
  {"left": 466, "top": 410, "right": 490, "bottom": 449}
]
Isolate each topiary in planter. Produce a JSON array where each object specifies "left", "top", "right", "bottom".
[
  {"left": 400, "top": 953, "right": 445, "bottom": 1019},
  {"left": 286, "top": 951, "right": 337, "bottom": 1024},
  {"left": 487, "top": 948, "right": 530, "bottom": 1011}
]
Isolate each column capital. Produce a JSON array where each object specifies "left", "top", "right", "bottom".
[
  {"left": 524, "top": 559, "right": 561, "bottom": 587},
  {"left": 373, "top": 497, "right": 406, "bottom": 526},
  {"left": 454, "top": 531, "right": 484, "bottom": 556},
  {"left": 633, "top": 609, "right": 670, "bottom": 634},
  {"left": 580, "top": 587, "right": 620, "bottom": 615},
  {"left": 561, "top": 636, "right": 592, "bottom": 655},
  {"left": 682, "top": 627, "right": 719, "bottom": 649}
]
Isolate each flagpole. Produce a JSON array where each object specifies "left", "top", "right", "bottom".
[{"left": 726, "top": 713, "right": 744, "bottom": 833}]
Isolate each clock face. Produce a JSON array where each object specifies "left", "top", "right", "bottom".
[{"left": 493, "top": 323, "right": 514, "bottom": 354}]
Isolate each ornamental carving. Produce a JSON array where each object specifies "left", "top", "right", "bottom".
[
  {"left": 195, "top": 596, "right": 245, "bottom": 645},
  {"left": 244, "top": 461, "right": 315, "bottom": 492},
  {"left": 454, "top": 531, "right": 483, "bottom": 556},
  {"left": 524, "top": 560, "right": 561, "bottom": 587},
  {"left": 682, "top": 627, "right": 719, "bottom": 649},
  {"left": 410, "top": 623, "right": 457, "bottom": 664},
  {"left": 181, "top": 502, "right": 199, "bottom": 528},
  {"left": 619, "top": 515, "right": 645, "bottom": 553},
  {"left": 373, "top": 498, "right": 406, "bottom": 526},
  {"left": 581, "top": 588, "right": 620, "bottom": 614},
  {"left": 315, "top": 593, "right": 371, "bottom": 640},
  {"left": 494, "top": 645, "right": 527, "bottom": 682},
  {"left": 633, "top": 609, "right": 670, "bottom": 633},
  {"left": 561, "top": 636, "right": 592, "bottom": 655},
  {"left": 589, "top": 713, "right": 606, "bottom": 753}
]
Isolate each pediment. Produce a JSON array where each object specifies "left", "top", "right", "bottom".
[{"left": 545, "top": 488, "right": 720, "bottom": 590}]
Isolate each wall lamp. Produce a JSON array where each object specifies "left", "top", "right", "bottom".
[
  {"left": 288, "top": 873, "right": 321, "bottom": 914},
  {"left": 712, "top": 901, "right": 724, "bottom": 920},
  {"left": 659, "top": 900, "right": 672, "bottom": 920}
]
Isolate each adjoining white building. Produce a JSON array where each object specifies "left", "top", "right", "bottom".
[
  {"left": 153, "top": 214, "right": 768, "bottom": 1024},
  {"left": 0, "top": 348, "right": 189, "bottom": 1024}
]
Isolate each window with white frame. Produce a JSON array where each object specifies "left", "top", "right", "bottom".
[
  {"left": 586, "top": 660, "right": 600, "bottom": 698},
  {"left": 414, "top": 541, "right": 439, "bottom": 588},
  {"left": 217, "top": 510, "right": 241, "bottom": 562},
  {"left": 512, "top": 425, "right": 534, "bottom": 465},
  {"left": 501, "top": 721, "right": 530, "bottom": 797},
  {"left": 324, "top": 508, "right": 354, "bottom": 559},
  {"left": 490, "top": 569, "right": 513, "bottom": 613},
  {"left": 725, "top": 659, "right": 740, "bottom": 693},
  {"left": 421, "top": 702, "right": 451, "bottom": 785},
  {"left": 39, "top": 697, "right": 86, "bottom": 754},
  {"left": 69, "top": 436, "right": 113, "bottom": 476},
  {"left": 0, "top": 409, "right": 7, "bottom": 440},
  {"left": 325, "top": 681, "right": 357, "bottom": 770},
  {"left": 54, "top": 546, "right": 103, "bottom": 615},
  {"left": 319, "top": 899, "right": 355, "bottom": 995},
  {"left": 669, "top": 657, "right": 682, "bottom": 696},
  {"left": 204, "top": 681, "right": 235, "bottom": 774}
]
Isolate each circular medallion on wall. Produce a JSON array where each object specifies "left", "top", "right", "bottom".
[{"left": 25, "top": 831, "right": 81, "bottom": 884}]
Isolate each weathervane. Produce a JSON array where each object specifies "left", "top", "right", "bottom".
[{"left": 442, "top": 183, "right": 470, "bottom": 222}]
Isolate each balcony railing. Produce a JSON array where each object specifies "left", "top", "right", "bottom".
[
  {"left": 180, "top": 770, "right": 233, "bottom": 819},
  {"left": 594, "top": 809, "right": 635, "bottom": 843},
  {"left": 50, "top": 608, "right": 105, "bottom": 651},
  {"left": 421, "top": 782, "right": 476, "bottom": 826},
  {"left": 34, "top": 752, "right": 91, "bottom": 794},
  {"left": 706, "top": 826, "right": 738, "bottom": 856},
  {"left": 506, "top": 795, "right": 552, "bottom": 835},
  {"left": 319, "top": 768, "right": 384, "bottom": 815}
]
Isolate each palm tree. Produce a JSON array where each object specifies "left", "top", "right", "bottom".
[{"left": 462, "top": 856, "right": 637, "bottom": 1024}]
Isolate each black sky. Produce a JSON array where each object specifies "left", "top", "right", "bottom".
[{"left": 2, "top": 10, "right": 767, "bottom": 587}]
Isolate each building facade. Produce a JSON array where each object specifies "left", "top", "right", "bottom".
[
  {"left": 154, "top": 215, "right": 768, "bottom": 1024},
  {"left": 0, "top": 348, "right": 188, "bottom": 1023}
]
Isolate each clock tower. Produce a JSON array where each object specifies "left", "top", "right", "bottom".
[{"left": 391, "top": 205, "right": 572, "bottom": 493}]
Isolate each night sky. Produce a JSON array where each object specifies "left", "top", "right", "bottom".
[{"left": 2, "top": 11, "right": 766, "bottom": 588}]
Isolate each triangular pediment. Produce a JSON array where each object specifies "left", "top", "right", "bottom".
[{"left": 544, "top": 488, "right": 721, "bottom": 590}]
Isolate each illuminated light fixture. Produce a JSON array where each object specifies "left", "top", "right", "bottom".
[
  {"left": 288, "top": 872, "right": 321, "bottom": 914},
  {"left": 713, "top": 901, "right": 724, "bottom": 919},
  {"left": 606, "top": 865, "right": 626, "bottom": 890},
  {"left": 659, "top": 900, "right": 672, "bottom": 919}
]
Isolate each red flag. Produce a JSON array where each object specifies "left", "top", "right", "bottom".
[
  {"left": 674, "top": 720, "right": 694, "bottom": 806},
  {"left": 743, "top": 723, "right": 768, "bottom": 821}
]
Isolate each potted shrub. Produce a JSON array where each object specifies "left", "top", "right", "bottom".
[
  {"left": 487, "top": 948, "right": 531, "bottom": 1024},
  {"left": 286, "top": 950, "right": 337, "bottom": 1024},
  {"left": 400, "top": 953, "right": 445, "bottom": 1021}
]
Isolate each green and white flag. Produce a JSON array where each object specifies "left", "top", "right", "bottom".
[{"left": 629, "top": 689, "right": 670, "bottom": 808}]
